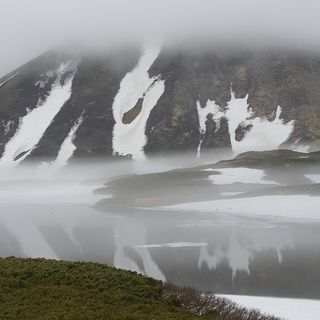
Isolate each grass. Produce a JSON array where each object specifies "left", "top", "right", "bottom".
[{"left": 0, "top": 257, "right": 284, "bottom": 320}]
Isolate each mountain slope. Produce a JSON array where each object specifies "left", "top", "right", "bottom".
[{"left": 1, "top": 45, "right": 320, "bottom": 165}]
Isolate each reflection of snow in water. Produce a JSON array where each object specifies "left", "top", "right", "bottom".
[
  {"left": 113, "top": 217, "right": 166, "bottom": 281},
  {"left": 197, "top": 227, "right": 293, "bottom": 278},
  {"left": 198, "top": 232, "right": 250, "bottom": 277},
  {"left": 1, "top": 216, "right": 59, "bottom": 260}
]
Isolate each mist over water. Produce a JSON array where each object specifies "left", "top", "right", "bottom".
[{"left": 1, "top": 153, "right": 320, "bottom": 301}]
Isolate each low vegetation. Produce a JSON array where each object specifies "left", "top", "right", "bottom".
[
  {"left": 0, "top": 257, "right": 284, "bottom": 319},
  {"left": 214, "top": 149, "right": 320, "bottom": 170}
]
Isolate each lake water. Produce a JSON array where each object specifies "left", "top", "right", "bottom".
[{"left": 1, "top": 157, "right": 320, "bottom": 319}]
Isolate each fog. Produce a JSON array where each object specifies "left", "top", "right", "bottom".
[
  {"left": 1, "top": 1, "right": 320, "bottom": 314},
  {"left": 1, "top": 0, "right": 320, "bottom": 77},
  {"left": 1, "top": 153, "right": 320, "bottom": 300}
]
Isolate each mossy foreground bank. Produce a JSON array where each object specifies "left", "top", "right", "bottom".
[{"left": 0, "top": 257, "right": 282, "bottom": 320}]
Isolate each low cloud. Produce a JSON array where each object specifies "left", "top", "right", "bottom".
[{"left": 1, "top": 0, "right": 320, "bottom": 77}]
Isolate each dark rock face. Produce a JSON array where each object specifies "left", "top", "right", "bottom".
[
  {"left": 1, "top": 45, "right": 320, "bottom": 162},
  {"left": 26, "top": 48, "right": 140, "bottom": 161},
  {"left": 122, "top": 98, "right": 143, "bottom": 124},
  {"left": 202, "top": 116, "right": 231, "bottom": 150}
]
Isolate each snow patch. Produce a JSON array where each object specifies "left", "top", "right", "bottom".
[
  {"left": 221, "top": 192, "right": 245, "bottom": 196},
  {"left": 136, "top": 242, "right": 207, "bottom": 248},
  {"left": 2, "top": 120, "right": 14, "bottom": 136},
  {"left": 305, "top": 174, "right": 320, "bottom": 183},
  {"left": 220, "top": 294, "right": 320, "bottom": 320},
  {"left": 209, "top": 167, "right": 278, "bottom": 185},
  {"left": 0, "top": 71, "right": 20, "bottom": 87},
  {"left": 35, "top": 70, "right": 54, "bottom": 89},
  {"left": 197, "top": 89, "right": 295, "bottom": 156},
  {"left": 290, "top": 138, "right": 310, "bottom": 153},
  {"left": 112, "top": 44, "right": 165, "bottom": 160},
  {"left": 0, "top": 60, "right": 79, "bottom": 166}
]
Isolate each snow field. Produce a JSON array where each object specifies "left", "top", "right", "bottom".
[
  {"left": 197, "top": 90, "right": 294, "bottom": 156},
  {"left": 0, "top": 61, "right": 78, "bottom": 166},
  {"left": 112, "top": 44, "right": 165, "bottom": 160}
]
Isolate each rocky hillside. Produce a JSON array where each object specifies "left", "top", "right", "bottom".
[{"left": 1, "top": 44, "right": 320, "bottom": 165}]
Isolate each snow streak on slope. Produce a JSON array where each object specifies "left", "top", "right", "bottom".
[
  {"left": 2, "top": 120, "right": 14, "bottom": 136},
  {"left": 112, "top": 45, "right": 165, "bottom": 160},
  {"left": 53, "top": 113, "right": 84, "bottom": 168},
  {"left": 0, "top": 61, "right": 78, "bottom": 166},
  {"left": 197, "top": 90, "right": 294, "bottom": 155},
  {"left": 0, "top": 71, "right": 20, "bottom": 87}
]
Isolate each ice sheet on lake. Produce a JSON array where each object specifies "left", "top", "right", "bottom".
[
  {"left": 157, "top": 195, "right": 320, "bottom": 221},
  {"left": 220, "top": 294, "right": 320, "bottom": 320},
  {"left": 305, "top": 174, "right": 320, "bottom": 184},
  {"left": 112, "top": 44, "right": 165, "bottom": 160},
  {"left": 0, "top": 60, "right": 78, "bottom": 166},
  {"left": 197, "top": 89, "right": 294, "bottom": 156},
  {"left": 208, "top": 167, "right": 278, "bottom": 185},
  {"left": 136, "top": 242, "right": 207, "bottom": 248}
]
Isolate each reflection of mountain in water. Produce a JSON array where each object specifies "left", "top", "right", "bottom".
[
  {"left": 94, "top": 150, "right": 320, "bottom": 298},
  {"left": 146, "top": 219, "right": 320, "bottom": 298},
  {"left": 1, "top": 151, "right": 320, "bottom": 299}
]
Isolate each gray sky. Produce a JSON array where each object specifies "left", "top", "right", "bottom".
[{"left": 1, "top": 0, "right": 320, "bottom": 78}]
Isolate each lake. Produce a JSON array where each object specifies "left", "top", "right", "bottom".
[{"left": 1, "top": 156, "right": 320, "bottom": 319}]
